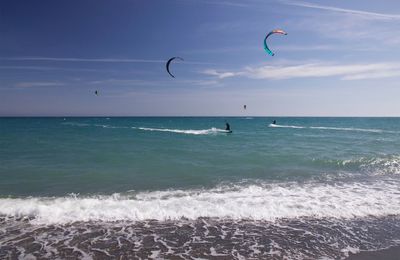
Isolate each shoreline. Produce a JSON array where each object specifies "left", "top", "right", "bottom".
[
  {"left": 346, "top": 246, "right": 400, "bottom": 260},
  {"left": 2, "top": 216, "right": 400, "bottom": 259}
]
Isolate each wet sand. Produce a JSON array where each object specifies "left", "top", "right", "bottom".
[
  {"left": 2, "top": 216, "right": 400, "bottom": 259},
  {"left": 346, "top": 246, "right": 400, "bottom": 260}
]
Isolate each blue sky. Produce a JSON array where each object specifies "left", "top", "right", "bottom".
[{"left": 1, "top": 0, "right": 400, "bottom": 116}]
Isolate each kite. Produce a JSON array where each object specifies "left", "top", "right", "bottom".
[
  {"left": 166, "top": 57, "right": 184, "bottom": 78},
  {"left": 264, "top": 29, "right": 287, "bottom": 56}
]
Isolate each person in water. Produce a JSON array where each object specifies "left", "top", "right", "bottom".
[
  {"left": 272, "top": 120, "right": 276, "bottom": 124},
  {"left": 225, "top": 122, "right": 231, "bottom": 131}
]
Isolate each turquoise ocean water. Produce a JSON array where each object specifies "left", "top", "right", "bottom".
[
  {"left": 1, "top": 117, "right": 400, "bottom": 259},
  {"left": 2, "top": 117, "right": 400, "bottom": 196}
]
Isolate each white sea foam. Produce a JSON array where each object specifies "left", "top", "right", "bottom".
[
  {"left": 67, "top": 122, "right": 229, "bottom": 134},
  {"left": 64, "top": 121, "right": 396, "bottom": 135},
  {"left": 309, "top": 126, "right": 387, "bottom": 133},
  {"left": 269, "top": 124, "right": 305, "bottom": 129},
  {"left": 362, "top": 157, "right": 400, "bottom": 175},
  {"left": 133, "top": 127, "right": 230, "bottom": 135},
  {"left": 340, "top": 155, "right": 400, "bottom": 175},
  {"left": 94, "top": 124, "right": 129, "bottom": 129},
  {"left": 1, "top": 180, "right": 399, "bottom": 225},
  {"left": 269, "top": 124, "right": 396, "bottom": 133}
]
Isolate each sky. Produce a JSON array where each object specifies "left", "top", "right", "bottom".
[{"left": 1, "top": 0, "right": 400, "bottom": 116}]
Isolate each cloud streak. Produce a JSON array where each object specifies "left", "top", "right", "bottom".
[
  {"left": 180, "top": 0, "right": 249, "bottom": 7},
  {"left": 202, "top": 69, "right": 238, "bottom": 79},
  {"left": 15, "top": 81, "right": 65, "bottom": 88},
  {"left": 1, "top": 57, "right": 165, "bottom": 63},
  {"left": 204, "top": 62, "right": 400, "bottom": 80},
  {"left": 0, "top": 65, "right": 103, "bottom": 72},
  {"left": 284, "top": 1, "right": 400, "bottom": 20},
  {"left": 0, "top": 57, "right": 211, "bottom": 65},
  {"left": 89, "top": 78, "right": 219, "bottom": 88}
]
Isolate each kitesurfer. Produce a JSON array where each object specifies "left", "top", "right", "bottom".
[
  {"left": 272, "top": 120, "right": 276, "bottom": 124},
  {"left": 225, "top": 122, "right": 231, "bottom": 131}
]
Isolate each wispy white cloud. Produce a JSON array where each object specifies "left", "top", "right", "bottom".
[
  {"left": 1, "top": 57, "right": 165, "bottom": 63},
  {"left": 15, "top": 81, "right": 65, "bottom": 88},
  {"left": 89, "top": 78, "right": 220, "bottom": 87},
  {"left": 275, "top": 44, "right": 379, "bottom": 52},
  {"left": 285, "top": 2, "right": 400, "bottom": 46},
  {"left": 0, "top": 57, "right": 211, "bottom": 65},
  {"left": 0, "top": 65, "right": 102, "bottom": 72},
  {"left": 184, "top": 44, "right": 378, "bottom": 55},
  {"left": 182, "top": 46, "right": 259, "bottom": 55},
  {"left": 276, "top": 44, "right": 336, "bottom": 51},
  {"left": 202, "top": 69, "right": 239, "bottom": 79},
  {"left": 203, "top": 62, "right": 400, "bottom": 80},
  {"left": 284, "top": 1, "right": 400, "bottom": 20},
  {"left": 342, "top": 70, "right": 400, "bottom": 80},
  {"left": 89, "top": 79, "right": 154, "bottom": 85},
  {"left": 180, "top": 0, "right": 249, "bottom": 7},
  {"left": 247, "top": 63, "right": 400, "bottom": 80}
]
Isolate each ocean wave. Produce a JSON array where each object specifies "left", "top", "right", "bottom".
[
  {"left": 133, "top": 127, "right": 230, "bottom": 135},
  {"left": 345, "top": 155, "right": 400, "bottom": 175},
  {"left": 1, "top": 180, "right": 399, "bottom": 225},
  {"left": 312, "top": 155, "right": 400, "bottom": 176}
]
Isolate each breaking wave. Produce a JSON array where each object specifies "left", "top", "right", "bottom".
[
  {"left": 339, "top": 155, "right": 400, "bottom": 175},
  {"left": 1, "top": 179, "right": 399, "bottom": 225}
]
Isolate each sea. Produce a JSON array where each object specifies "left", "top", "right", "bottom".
[{"left": 1, "top": 117, "right": 400, "bottom": 259}]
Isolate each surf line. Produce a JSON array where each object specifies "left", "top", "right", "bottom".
[{"left": 269, "top": 124, "right": 392, "bottom": 133}]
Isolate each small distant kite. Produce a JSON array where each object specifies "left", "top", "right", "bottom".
[
  {"left": 95, "top": 90, "right": 99, "bottom": 96},
  {"left": 264, "top": 29, "right": 287, "bottom": 56},
  {"left": 244, "top": 105, "right": 247, "bottom": 110},
  {"left": 166, "top": 57, "right": 184, "bottom": 78}
]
